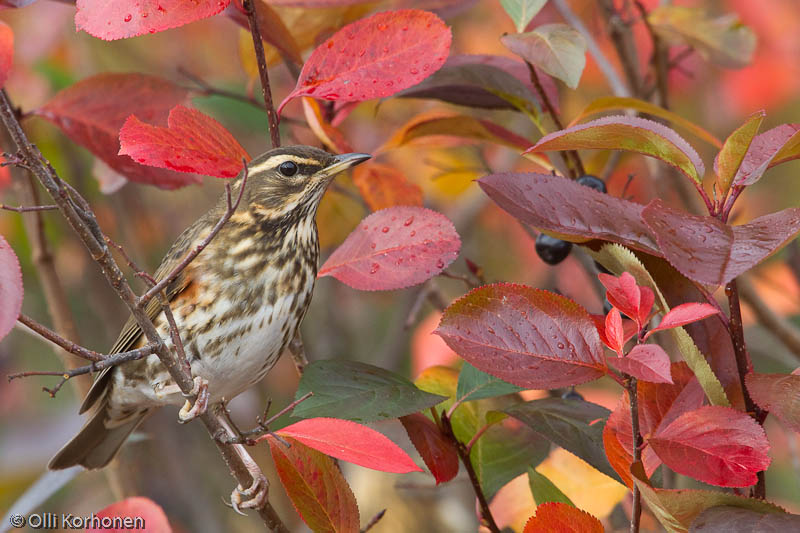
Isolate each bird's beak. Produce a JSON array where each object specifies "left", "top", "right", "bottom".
[{"left": 322, "top": 152, "right": 371, "bottom": 177}]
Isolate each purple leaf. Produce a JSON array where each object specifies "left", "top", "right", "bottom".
[
  {"left": 435, "top": 283, "right": 607, "bottom": 389},
  {"left": 642, "top": 199, "right": 800, "bottom": 286},
  {"left": 478, "top": 172, "right": 659, "bottom": 254},
  {"left": 733, "top": 123, "right": 800, "bottom": 187},
  {"left": 609, "top": 344, "right": 673, "bottom": 384}
]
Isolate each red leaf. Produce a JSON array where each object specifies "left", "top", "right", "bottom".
[
  {"left": 746, "top": 372, "right": 800, "bottom": 433},
  {"left": 649, "top": 405, "right": 771, "bottom": 487},
  {"left": 75, "top": 0, "right": 230, "bottom": 41},
  {"left": 318, "top": 206, "right": 460, "bottom": 291},
  {"left": 267, "top": 436, "right": 359, "bottom": 533},
  {"left": 599, "top": 272, "right": 654, "bottom": 328},
  {"left": 590, "top": 313, "right": 637, "bottom": 352},
  {"left": 478, "top": 172, "right": 660, "bottom": 255},
  {"left": 435, "top": 283, "right": 606, "bottom": 389},
  {"left": 351, "top": 163, "right": 423, "bottom": 212},
  {"left": 87, "top": 497, "right": 172, "bottom": 533},
  {"left": 118, "top": 105, "right": 250, "bottom": 178},
  {"left": 733, "top": 123, "right": 800, "bottom": 187},
  {"left": 643, "top": 199, "right": 800, "bottom": 286},
  {"left": 522, "top": 502, "right": 603, "bottom": 533},
  {"left": 278, "top": 9, "right": 452, "bottom": 114},
  {"left": 272, "top": 417, "right": 422, "bottom": 473},
  {"left": 0, "top": 235, "right": 22, "bottom": 343},
  {"left": 644, "top": 302, "right": 720, "bottom": 339},
  {"left": 0, "top": 21, "right": 12, "bottom": 89},
  {"left": 34, "top": 73, "right": 199, "bottom": 189},
  {"left": 526, "top": 115, "right": 706, "bottom": 184},
  {"left": 604, "top": 307, "right": 625, "bottom": 354},
  {"left": 609, "top": 344, "right": 673, "bottom": 384},
  {"left": 604, "top": 363, "right": 705, "bottom": 487},
  {"left": 399, "top": 413, "right": 459, "bottom": 484}
]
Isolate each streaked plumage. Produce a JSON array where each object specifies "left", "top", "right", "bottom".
[{"left": 49, "top": 146, "right": 370, "bottom": 470}]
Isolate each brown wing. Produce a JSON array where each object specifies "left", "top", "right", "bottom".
[{"left": 78, "top": 213, "right": 215, "bottom": 414}]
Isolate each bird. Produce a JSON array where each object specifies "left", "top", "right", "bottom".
[{"left": 49, "top": 145, "right": 370, "bottom": 471}]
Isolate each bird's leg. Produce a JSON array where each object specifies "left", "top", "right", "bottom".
[
  {"left": 178, "top": 376, "right": 209, "bottom": 423},
  {"left": 230, "top": 446, "right": 269, "bottom": 514}
]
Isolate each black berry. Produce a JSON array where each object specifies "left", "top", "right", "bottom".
[
  {"left": 577, "top": 174, "right": 607, "bottom": 193},
  {"left": 535, "top": 234, "right": 572, "bottom": 265}
]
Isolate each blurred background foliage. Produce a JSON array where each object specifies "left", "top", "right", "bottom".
[{"left": 1, "top": 0, "right": 799, "bottom": 531}]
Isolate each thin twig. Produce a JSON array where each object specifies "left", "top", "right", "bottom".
[
  {"left": 600, "top": 0, "right": 642, "bottom": 97},
  {"left": 0, "top": 202, "right": 58, "bottom": 212},
  {"left": 139, "top": 168, "right": 248, "bottom": 308},
  {"left": 634, "top": 1, "right": 669, "bottom": 108},
  {"left": 361, "top": 509, "right": 386, "bottom": 533},
  {"left": 8, "top": 343, "right": 158, "bottom": 397},
  {"left": 738, "top": 277, "right": 800, "bottom": 361},
  {"left": 0, "top": 89, "right": 288, "bottom": 531},
  {"left": 217, "top": 392, "right": 314, "bottom": 445},
  {"left": 243, "top": 0, "right": 281, "bottom": 148},
  {"left": 17, "top": 314, "right": 104, "bottom": 362},
  {"left": 440, "top": 412, "right": 500, "bottom": 533},
  {"left": 627, "top": 378, "right": 642, "bottom": 533}
]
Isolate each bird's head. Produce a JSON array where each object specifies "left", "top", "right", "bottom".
[{"left": 240, "top": 146, "right": 370, "bottom": 220}]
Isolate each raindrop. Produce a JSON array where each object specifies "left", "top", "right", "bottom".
[
  {"left": 557, "top": 342, "right": 565, "bottom": 349},
  {"left": 436, "top": 259, "right": 445, "bottom": 269},
  {"left": 409, "top": 230, "right": 416, "bottom": 237},
  {"left": 142, "top": 12, "right": 149, "bottom": 18},
  {"left": 370, "top": 243, "right": 376, "bottom": 249},
  {"left": 381, "top": 226, "right": 390, "bottom": 233},
  {"left": 410, "top": 68, "right": 419, "bottom": 75},
  {"left": 370, "top": 263, "right": 380, "bottom": 274},
  {"left": 377, "top": 22, "right": 388, "bottom": 31},
  {"left": 124, "top": 13, "right": 132, "bottom": 22},
  {"left": 404, "top": 216, "right": 414, "bottom": 226},
  {"left": 487, "top": 327, "right": 495, "bottom": 334},
  {"left": 327, "top": 41, "right": 334, "bottom": 49}
]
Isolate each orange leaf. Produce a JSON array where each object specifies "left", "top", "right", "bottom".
[
  {"left": 352, "top": 163, "right": 423, "bottom": 211},
  {"left": 523, "top": 502, "right": 604, "bottom": 533}
]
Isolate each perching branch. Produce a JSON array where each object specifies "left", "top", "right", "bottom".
[
  {"left": 627, "top": 378, "right": 642, "bottom": 533},
  {"left": 0, "top": 89, "right": 288, "bottom": 531},
  {"left": 216, "top": 392, "right": 313, "bottom": 445},
  {"left": 242, "top": 0, "right": 281, "bottom": 149}
]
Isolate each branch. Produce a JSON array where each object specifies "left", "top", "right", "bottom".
[
  {"left": 8, "top": 343, "right": 158, "bottom": 397},
  {"left": 243, "top": 0, "right": 281, "bottom": 148},
  {"left": 599, "top": 0, "right": 642, "bottom": 97},
  {"left": 0, "top": 89, "right": 288, "bottom": 531},
  {"left": 0, "top": 202, "right": 58, "bottom": 212},
  {"left": 216, "top": 392, "right": 313, "bottom": 445},
  {"left": 17, "top": 313, "right": 104, "bottom": 362},
  {"left": 552, "top": 0, "right": 630, "bottom": 97},
  {"left": 627, "top": 378, "right": 642, "bottom": 533},
  {"left": 440, "top": 412, "right": 500, "bottom": 533},
  {"left": 634, "top": 1, "right": 669, "bottom": 108},
  {"left": 361, "top": 509, "right": 386, "bottom": 533},
  {"left": 738, "top": 277, "right": 800, "bottom": 361}
]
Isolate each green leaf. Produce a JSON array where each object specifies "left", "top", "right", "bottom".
[
  {"left": 456, "top": 362, "right": 524, "bottom": 403},
  {"left": 648, "top": 6, "right": 756, "bottom": 69},
  {"left": 293, "top": 360, "right": 447, "bottom": 422},
  {"left": 500, "top": 0, "right": 548, "bottom": 33},
  {"left": 569, "top": 96, "right": 722, "bottom": 148},
  {"left": 501, "top": 24, "right": 587, "bottom": 89},
  {"left": 715, "top": 111, "right": 765, "bottom": 195},
  {"left": 528, "top": 467, "right": 575, "bottom": 506},
  {"left": 504, "top": 397, "right": 621, "bottom": 483},
  {"left": 527, "top": 115, "right": 705, "bottom": 184}
]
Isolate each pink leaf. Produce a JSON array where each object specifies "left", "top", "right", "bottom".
[
  {"left": 609, "top": 344, "right": 673, "bottom": 384},
  {"left": 644, "top": 302, "right": 720, "bottom": 339},
  {"left": 745, "top": 372, "right": 800, "bottom": 433},
  {"left": 649, "top": 406, "right": 771, "bottom": 487},
  {"left": 278, "top": 9, "right": 452, "bottom": 114},
  {"left": 267, "top": 436, "right": 360, "bottom": 533},
  {"left": 75, "top": 0, "right": 230, "bottom": 41},
  {"left": 118, "top": 105, "right": 250, "bottom": 178},
  {"left": 272, "top": 417, "right": 422, "bottom": 473},
  {"left": 400, "top": 413, "right": 459, "bottom": 484},
  {"left": 34, "top": 73, "right": 199, "bottom": 190},
  {"left": 590, "top": 313, "right": 637, "bottom": 351},
  {"left": 87, "top": 497, "right": 172, "bottom": 533},
  {"left": 733, "top": 123, "right": 800, "bottom": 187},
  {"left": 604, "top": 307, "right": 625, "bottom": 354},
  {"left": 643, "top": 199, "right": 800, "bottom": 286},
  {"left": 0, "top": 21, "right": 12, "bottom": 89},
  {"left": 478, "top": 172, "right": 660, "bottom": 255},
  {"left": 319, "top": 206, "right": 460, "bottom": 291},
  {"left": 435, "top": 283, "right": 607, "bottom": 389},
  {"left": 0, "top": 235, "right": 22, "bottom": 343},
  {"left": 525, "top": 115, "right": 705, "bottom": 184},
  {"left": 713, "top": 111, "right": 765, "bottom": 194},
  {"left": 599, "top": 272, "right": 653, "bottom": 328}
]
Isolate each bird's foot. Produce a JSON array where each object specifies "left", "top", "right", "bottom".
[
  {"left": 178, "top": 376, "right": 209, "bottom": 423},
  {"left": 230, "top": 472, "right": 269, "bottom": 515}
]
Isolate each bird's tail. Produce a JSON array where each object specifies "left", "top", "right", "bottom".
[{"left": 49, "top": 401, "right": 150, "bottom": 470}]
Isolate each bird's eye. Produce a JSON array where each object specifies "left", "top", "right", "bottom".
[{"left": 278, "top": 161, "right": 298, "bottom": 177}]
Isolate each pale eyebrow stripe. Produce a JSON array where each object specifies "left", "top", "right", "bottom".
[{"left": 249, "top": 155, "right": 321, "bottom": 174}]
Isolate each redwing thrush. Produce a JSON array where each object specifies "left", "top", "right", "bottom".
[{"left": 49, "top": 146, "right": 370, "bottom": 470}]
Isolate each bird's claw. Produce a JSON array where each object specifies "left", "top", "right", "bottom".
[
  {"left": 178, "top": 376, "right": 209, "bottom": 423},
  {"left": 229, "top": 474, "right": 268, "bottom": 515}
]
